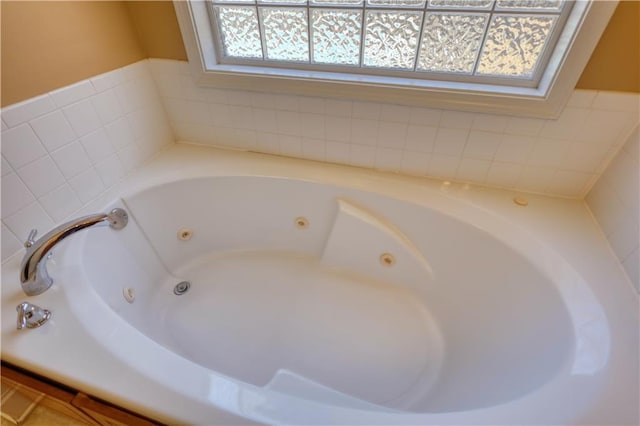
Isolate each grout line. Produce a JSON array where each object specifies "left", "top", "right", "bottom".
[{"left": 583, "top": 200, "right": 638, "bottom": 293}]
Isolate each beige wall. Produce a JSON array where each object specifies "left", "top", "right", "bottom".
[
  {"left": 1, "top": 0, "right": 638, "bottom": 108},
  {"left": 1, "top": 1, "right": 145, "bottom": 107},
  {"left": 576, "top": 0, "right": 640, "bottom": 92},
  {"left": 126, "top": 1, "right": 187, "bottom": 62}
]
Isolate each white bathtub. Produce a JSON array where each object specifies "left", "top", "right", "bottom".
[{"left": 1, "top": 144, "right": 638, "bottom": 425}]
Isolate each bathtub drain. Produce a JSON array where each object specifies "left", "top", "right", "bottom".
[{"left": 173, "top": 281, "right": 191, "bottom": 295}]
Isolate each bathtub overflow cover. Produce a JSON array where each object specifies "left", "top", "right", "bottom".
[{"left": 173, "top": 281, "right": 191, "bottom": 295}]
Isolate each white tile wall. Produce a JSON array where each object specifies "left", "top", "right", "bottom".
[
  {"left": 1, "top": 60, "right": 174, "bottom": 262},
  {"left": 149, "top": 59, "right": 639, "bottom": 198},
  {"left": 587, "top": 125, "right": 640, "bottom": 291}
]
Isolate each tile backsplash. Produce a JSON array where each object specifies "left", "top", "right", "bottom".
[
  {"left": 1, "top": 60, "right": 174, "bottom": 262},
  {"left": 150, "top": 59, "right": 639, "bottom": 199},
  {"left": 587, "top": 126, "right": 640, "bottom": 291}
]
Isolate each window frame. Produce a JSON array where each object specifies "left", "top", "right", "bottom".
[
  {"left": 174, "top": 0, "right": 618, "bottom": 118},
  {"left": 208, "top": 1, "right": 571, "bottom": 88}
]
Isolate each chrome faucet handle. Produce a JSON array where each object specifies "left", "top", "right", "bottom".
[
  {"left": 16, "top": 302, "right": 27, "bottom": 329},
  {"left": 24, "top": 229, "right": 37, "bottom": 248},
  {"left": 16, "top": 301, "right": 51, "bottom": 330}
]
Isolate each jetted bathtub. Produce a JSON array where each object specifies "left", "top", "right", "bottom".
[{"left": 1, "top": 144, "right": 638, "bottom": 425}]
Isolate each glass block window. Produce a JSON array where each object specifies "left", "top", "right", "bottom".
[{"left": 209, "top": 0, "right": 572, "bottom": 84}]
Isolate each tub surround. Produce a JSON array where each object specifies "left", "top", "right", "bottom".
[
  {"left": 1, "top": 60, "right": 173, "bottom": 262},
  {"left": 587, "top": 126, "right": 640, "bottom": 291},
  {"left": 150, "top": 59, "right": 639, "bottom": 199},
  {"left": 1, "top": 143, "right": 638, "bottom": 425}
]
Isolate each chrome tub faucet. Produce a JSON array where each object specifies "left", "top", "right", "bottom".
[{"left": 20, "top": 208, "right": 128, "bottom": 296}]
